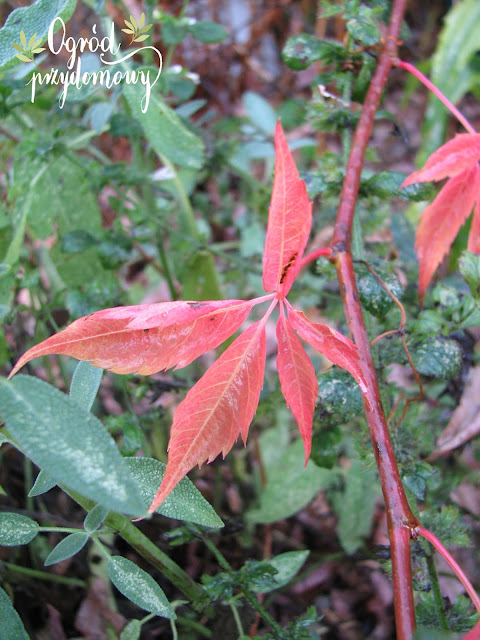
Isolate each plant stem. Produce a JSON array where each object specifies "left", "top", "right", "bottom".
[
  {"left": 425, "top": 551, "right": 449, "bottom": 631},
  {"left": 66, "top": 490, "right": 206, "bottom": 604},
  {"left": 396, "top": 60, "right": 476, "bottom": 135},
  {"left": 330, "top": 2, "right": 418, "bottom": 638},
  {"left": 1, "top": 561, "right": 86, "bottom": 588},
  {"left": 417, "top": 526, "right": 480, "bottom": 616}
]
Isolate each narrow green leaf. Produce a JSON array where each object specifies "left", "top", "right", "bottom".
[
  {"left": 0, "top": 512, "right": 39, "bottom": 546},
  {"left": 123, "top": 19, "right": 135, "bottom": 30},
  {"left": 15, "top": 54, "right": 32, "bottom": 63},
  {"left": 69, "top": 361, "right": 103, "bottom": 411},
  {"left": 28, "top": 469, "right": 57, "bottom": 497},
  {"left": 133, "top": 34, "right": 150, "bottom": 43},
  {"left": 0, "top": 586, "right": 29, "bottom": 640},
  {"left": 20, "top": 31, "right": 27, "bottom": 48},
  {"left": 108, "top": 556, "right": 175, "bottom": 618},
  {"left": 0, "top": 376, "right": 144, "bottom": 517},
  {"left": 44, "top": 532, "right": 89, "bottom": 566},
  {"left": 125, "top": 457, "right": 224, "bottom": 528},
  {"left": 0, "top": 0, "right": 77, "bottom": 71},
  {"left": 139, "top": 13, "right": 145, "bottom": 28},
  {"left": 189, "top": 20, "right": 228, "bottom": 44},
  {"left": 84, "top": 504, "right": 109, "bottom": 534},
  {"left": 27, "top": 33, "right": 36, "bottom": 49},
  {"left": 11, "top": 43, "right": 25, "bottom": 53},
  {"left": 122, "top": 29, "right": 135, "bottom": 35},
  {"left": 122, "top": 85, "right": 205, "bottom": 169}
]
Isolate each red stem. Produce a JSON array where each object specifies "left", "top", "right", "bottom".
[
  {"left": 396, "top": 60, "right": 476, "bottom": 135},
  {"left": 299, "top": 246, "right": 332, "bottom": 269},
  {"left": 417, "top": 526, "right": 480, "bottom": 616},
  {"left": 330, "top": 2, "right": 418, "bottom": 638}
]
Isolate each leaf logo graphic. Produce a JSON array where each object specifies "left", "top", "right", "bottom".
[
  {"left": 122, "top": 13, "right": 153, "bottom": 45},
  {"left": 11, "top": 30, "right": 46, "bottom": 62}
]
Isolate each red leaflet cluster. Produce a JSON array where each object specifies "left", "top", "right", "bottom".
[
  {"left": 11, "top": 122, "right": 367, "bottom": 514},
  {"left": 401, "top": 133, "right": 480, "bottom": 303}
]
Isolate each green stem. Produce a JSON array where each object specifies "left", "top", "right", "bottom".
[
  {"left": 58, "top": 489, "right": 205, "bottom": 604},
  {"left": 160, "top": 154, "right": 198, "bottom": 238},
  {"left": 2, "top": 561, "right": 86, "bottom": 588},
  {"left": 240, "top": 588, "right": 287, "bottom": 639},
  {"left": 176, "top": 615, "right": 212, "bottom": 638},
  {"left": 425, "top": 551, "right": 449, "bottom": 631},
  {"left": 229, "top": 600, "right": 245, "bottom": 637}
]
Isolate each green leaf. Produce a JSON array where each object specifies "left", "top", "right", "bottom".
[
  {"left": 10, "top": 150, "right": 102, "bottom": 241},
  {"left": 28, "top": 469, "right": 57, "bottom": 497},
  {"left": 120, "top": 620, "right": 142, "bottom": 640},
  {"left": 282, "top": 34, "right": 345, "bottom": 71},
  {"left": 242, "top": 91, "right": 277, "bottom": 135},
  {"left": 459, "top": 251, "right": 480, "bottom": 299},
  {"left": 250, "top": 550, "right": 310, "bottom": 594},
  {"left": 69, "top": 361, "right": 103, "bottom": 412},
  {"left": 355, "top": 261, "right": 403, "bottom": 319},
  {"left": 133, "top": 34, "right": 150, "bottom": 43},
  {"left": 0, "top": 0, "right": 77, "bottom": 71},
  {"left": 247, "top": 440, "right": 334, "bottom": 524},
  {"left": 0, "top": 586, "right": 30, "bottom": 640},
  {"left": 189, "top": 20, "right": 228, "bottom": 44},
  {"left": 361, "top": 171, "right": 435, "bottom": 202},
  {"left": 419, "top": 0, "right": 480, "bottom": 164},
  {"left": 84, "top": 505, "right": 109, "bottom": 534},
  {"left": 125, "top": 457, "right": 224, "bottom": 528},
  {"left": 180, "top": 250, "right": 222, "bottom": 301},
  {"left": 122, "top": 84, "right": 204, "bottom": 169},
  {"left": 15, "top": 54, "right": 32, "bottom": 63},
  {"left": 333, "top": 460, "right": 379, "bottom": 554},
  {"left": 107, "top": 556, "right": 175, "bottom": 618},
  {"left": 61, "top": 230, "right": 98, "bottom": 254},
  {"left": 0, "top": 376, "right": 144, "bottom": 517},
  {"left": 346, "top": 5, "right": 381, "bottom": 46},
  {"left": 44, "top": 532, "right": 89, "bottom": 566},
  {"left": 316, "top": 369, "right": 363, "bottom": 425},
  {"left": 412, "top": 338, "right": 463, "bottom": 379},
  {"left": 0, "top": 512, "right": 39, "bottom": 546}
]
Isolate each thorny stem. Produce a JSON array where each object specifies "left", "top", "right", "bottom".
[
  {"left": 330, "top": 1, "right": 418, "bottom": 638},
  {"left": 396, "top": 60, "right": 476, "bottom": 135}
]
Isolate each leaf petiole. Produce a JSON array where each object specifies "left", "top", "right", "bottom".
[
  {"left": 417, "top": 525, "right": 480, "bottom": 616},
  {"left": 396, "top": 60, "right": 476, "bottom": 135}
]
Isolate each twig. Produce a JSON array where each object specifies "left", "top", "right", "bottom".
[{"left": 329, "top": 2, "right": 418, "bottom": 638}]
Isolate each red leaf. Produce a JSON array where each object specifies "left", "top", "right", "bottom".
[
  {"left": 415, "top": 164, "right": 480, "bottom": 303},
  {"left": 468, "top": 198, "right": 480, "bottom": 254},
  {"left": 262, "top": 121, "right": 312, "bottom": 297},
  {"left": 402, "top": 133, "right": 480, "bottom": 187},
  {"left": 147, "top": 320, "right": 266, "bottom": 512},
  {"left": 276, "top": 310, "right": 318, "bottom": 464},
  {"left": 287, "top": 307, "right": 367, "bottom": 393},
  {"left": 9, "top": 299, "right": 257, "bottom": 377}
]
